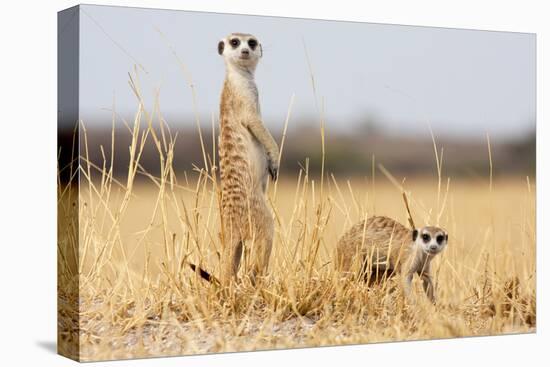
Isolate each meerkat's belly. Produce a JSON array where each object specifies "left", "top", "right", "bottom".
[{"left": 244, "top": 130, "right": 269, "bottom": 191}]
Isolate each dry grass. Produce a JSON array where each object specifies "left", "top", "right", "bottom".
[{"left": 57, "top": 81, "right": 535, "bottom": 363}]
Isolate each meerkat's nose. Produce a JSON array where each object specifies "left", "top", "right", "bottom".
[
  {"left": 430, "top": 244, "right": 438, "bottom": 251},
  {"left": 241, "top": 49, "right": 250, "bottom": 55}
]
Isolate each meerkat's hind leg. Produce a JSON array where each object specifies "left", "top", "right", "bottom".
[
  {"left": 247, "top": 233, "right": 273, "bottom": 286},
  {"left": 247, "top": 211, "right": 274, "bottom": 286},
  {"left": 220, "top": 238, "right": 244, "bottom": 286},
  {"left": 232, "top": 240, "right": 244, "bottom": 275}
]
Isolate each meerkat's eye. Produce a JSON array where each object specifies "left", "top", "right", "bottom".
[
  {"left": 422, "top": 233, "right": 431, "bottom": 243},
  {"left": 248, "top": 39, "right": 258, "bottom": 49},
  {"left": 436, "top": 235, "right": 445, "bottom": 244},
  {"left": 230, "top": 38, "right": 240, "bottom": 48}
]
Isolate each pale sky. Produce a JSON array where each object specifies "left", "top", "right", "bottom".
[{"left": 73, "top": 4, "right": 536, "bottom": 140}]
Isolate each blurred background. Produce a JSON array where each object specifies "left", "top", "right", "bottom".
[{"left": 59, "top": 4, "right": 536, "bottom": 179}]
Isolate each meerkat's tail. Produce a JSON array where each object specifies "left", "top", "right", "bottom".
[{"left": 188, "top": 263, "right": 221, "bottom": 286}]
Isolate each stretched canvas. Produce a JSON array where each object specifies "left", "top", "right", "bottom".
[{"left": 58, "top": 4, "right": 536, "bottom": 362}]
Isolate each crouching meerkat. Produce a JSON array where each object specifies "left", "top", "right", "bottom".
[
  {"left": 336, "top": 216, "right": 448, "bottom": 302},
  {"left": 213, "top": 33, "right": 279, "bottom": 286}
]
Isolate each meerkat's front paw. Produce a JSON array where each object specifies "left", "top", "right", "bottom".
[{"left": 268, "top": 157, "right": 279, "bottom": 181}]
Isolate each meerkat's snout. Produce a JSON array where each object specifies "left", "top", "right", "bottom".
[
  {"left": 413, "top": 227, "right": 448, "bottom": 256},
  {"left": 240, "top": 47, "right": 252, "bottom": 60}
]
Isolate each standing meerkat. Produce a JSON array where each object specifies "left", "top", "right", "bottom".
[
  {"left": 215, "top": 32, "right": 279, "bottom": 286},
  {"left": 336, "top": 216, "right": 448, "bottom": 302}
]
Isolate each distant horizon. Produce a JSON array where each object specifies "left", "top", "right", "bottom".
[{"left": 78, "top": 113, "right": 535, "bottom": 143}]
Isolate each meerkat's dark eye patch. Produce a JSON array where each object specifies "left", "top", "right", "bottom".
[
  {"left": 248, "top": 39, "right": 258, "bottom": 50},
  {"left": 436, "top": 234, "right": 445, "bottom": 244},
  {"left": 230, "top": 38, "right": 240, "bottom": 48},
  {"left": 422, "top": 233, "right": 431, "bottom": 243}
]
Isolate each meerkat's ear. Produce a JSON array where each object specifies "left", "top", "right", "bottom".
[
  {"left": 445, "top": 233, "right": 449, "bottom": 242},
  {"left": 259, "top": 43, "right": 263, "bottom": 57},
  {"left": 412, "top": 229, "right": 419, "bottom": 241},
  {"left": 218, "top": 40, "right": 225, "bottom": 55}
]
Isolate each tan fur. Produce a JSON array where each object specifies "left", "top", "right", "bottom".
[
  {"left": 336, "top": 216, "right": 448, "bottom": 302},
  {"left": 217, "top": 33, "right": 279, "bottom": 286}
]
